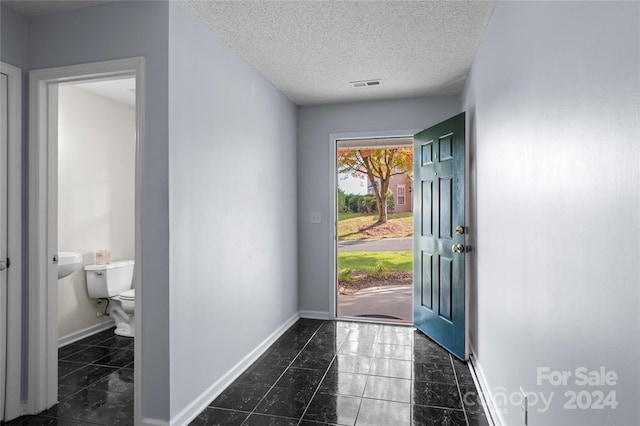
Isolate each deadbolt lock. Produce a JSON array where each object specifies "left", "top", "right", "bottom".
[
  {"left": 452, "top": 244, "right": 465, "bottom": 253},
  {"left": 455, "top": 226, "right": 465, "bottom": 235}
]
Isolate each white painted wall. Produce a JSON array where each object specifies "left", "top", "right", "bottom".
[
  {"left": 463, "top": 2, "right": 640, "bottom": 425},
  {"left": 297, "top": 97, "right": 461, "bottom": 315},
  {"left": 168, "top": 2, "right": 298, "bottom": 419},
  {"left": 57, "top": 85, "right": 135, "bottom": 339}
]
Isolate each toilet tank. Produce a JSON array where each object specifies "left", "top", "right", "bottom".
[{"left": 85, "top": 260, "right": 134, "bottom": 298}]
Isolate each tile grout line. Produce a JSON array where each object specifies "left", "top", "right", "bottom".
[
  {"left": 450, "top": 354, "right": 471, "bottom": 426},
  {"left": 295, "top": 324, "right": 349, "bottom": 426},
  {"left": 239, "top": 322, "right": 324, "bottom": 424}
]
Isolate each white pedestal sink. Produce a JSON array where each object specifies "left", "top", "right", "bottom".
[{"left": 58, "top": 252, "right": 83, "bottom": 279}]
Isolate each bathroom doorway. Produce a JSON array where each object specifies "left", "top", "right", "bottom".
[
  {"left": 57, "top": 78, "right": 136, "bottom": 343},
  {"left": 28, "top": 58, "right": 144, "bottom": 420}
]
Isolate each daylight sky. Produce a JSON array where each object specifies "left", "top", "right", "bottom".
[{"left": 338, "top": 173, "right": 368, "bottom": 195}]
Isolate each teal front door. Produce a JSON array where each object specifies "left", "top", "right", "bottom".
[{"left": 413, "top": 113, "right": 467, "bottom": 360}]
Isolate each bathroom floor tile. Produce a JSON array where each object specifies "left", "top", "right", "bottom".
[
  {"left": 58, "top": 384, "right": 83, "bottom": 401},
  {"left": 61, "top": 346, "right": 112, "bottom": 364},
  {"left": 88, "top": 368, "right": 134, "bottom": 394},
  {"left": 58, "top": 364, "right": 119, "bottom": 388},
  {"left": 94, "top": 335, "right": 133, "bottom": 349},
  {"left": 57, "top": 343, "right": 87, "bottom": 359},
  {"left": 94, "top": 348, "right": 134, "bottom": 368},
  {"left": 58, "top": 361, "right": 84, "bottom": 379},
  {"left": 84, "top": 392, "right": 134, "bottom": 425}
]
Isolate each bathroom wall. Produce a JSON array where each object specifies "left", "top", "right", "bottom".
[{"left": 57, "top": 84, "right": 135, "bottom": 339}]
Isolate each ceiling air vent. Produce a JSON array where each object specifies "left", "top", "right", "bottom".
[{"left": 350, "top": 79, "right": 381, "bottom": 88}]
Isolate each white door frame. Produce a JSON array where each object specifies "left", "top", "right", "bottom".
[
  {"left": 28, "top": 58, "right": 144, "bottom": 422},
  {"left": 328, "top": 128, "right": 421, "bottom": 320},
  {"left": 0, "top": 61, "right": 23, "bottom": 421}
]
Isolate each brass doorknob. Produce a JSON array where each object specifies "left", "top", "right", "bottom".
[
  {"left": 452, "top": 244, "right": 465, "bottom": 253},
  {"left": 456, "top": 226, "right": 465, "bottom": 235}
]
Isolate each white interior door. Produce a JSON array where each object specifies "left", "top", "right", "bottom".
[
  {"left": 1, "top": 71, "right": 9, "bottom": 422},
  {"left": 2, "top": 60, "right": 23, "bottom": 422}
]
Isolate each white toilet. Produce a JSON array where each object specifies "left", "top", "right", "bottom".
[{"left": 85, "top": 260, "right": 135, "bottom": 337}]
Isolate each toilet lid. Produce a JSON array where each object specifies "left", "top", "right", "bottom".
[{"left": 119, "top": 289, "right": 135, "bottom": 300}]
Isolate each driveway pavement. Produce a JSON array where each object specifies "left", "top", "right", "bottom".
[
  {"left": 338, "top": 284, "right": 412, "bottom": 323},
  {"left": 338, "top": 237, "right": 412, "bottom": 252}
]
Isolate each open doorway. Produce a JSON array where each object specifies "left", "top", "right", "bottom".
[
  {"left": 335, "top": 137, "right": 414, "bottom": 323},
  {"left": 28, "top": 58, "right": 143, "bottom": 420}
]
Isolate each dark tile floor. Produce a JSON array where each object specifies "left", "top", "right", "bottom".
[
  {"left": 4, "top": 319, "right": 490, "bottom": 426},
  {"left": 191, "top": 319, "right": 490, "bottom": 426},
  {"left": 3, "top": 327, "right": 134, "bottom": 426}
]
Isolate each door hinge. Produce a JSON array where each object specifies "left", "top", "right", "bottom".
[
  {"left": 6, "top": 258, "right": 9, "bottom": 268},
  {"left": 53, "top": 254, "right": 59, "bottom": 264}
]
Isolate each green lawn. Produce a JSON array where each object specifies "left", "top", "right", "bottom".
[
  {"left": 338, "top": 251, "right": 413, "bottom": 273},
  {"left": 338, "top": 212, "right": 362, "bottom": 221}
]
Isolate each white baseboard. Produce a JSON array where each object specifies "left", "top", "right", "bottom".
[
  {"left": 299, "top": 310, "right": 330, "bottom": 320},
  {"left": 170, "top": 312, "right": 301, "bottom": 426},
  {"left": 469, "top": 346, "right": 503, "bottom": 426},
  {"left": 140, "top": 418, "right": 170, "bottom": 426},
  {"left": 57, "top": 319, "right": 115, "bottom": 347}
]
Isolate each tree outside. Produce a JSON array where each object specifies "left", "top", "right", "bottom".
[{"left": 337, "top": 147, "right": 413, "bottom": 224}]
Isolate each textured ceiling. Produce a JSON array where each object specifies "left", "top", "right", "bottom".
[
  {"left": 182, "top": 0, "right": 495, "bottom": 105},
  {"left": 4, "top": 0, "right": 495, "bottom": 106}
]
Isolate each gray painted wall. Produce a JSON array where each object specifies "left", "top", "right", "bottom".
[
  {"left": 463, "top": 1, "right": 639, "bottom": 425},
  {"left": 0, "top": 3, "right": 30, "bottom": 401},
  {"left": 28, "top": 2, "right": 171, "bottom": 421},
  {"left": 167, "top": 2, "right": 298, "bottom": 417},
  {"left": 297, "top": 97, "right": 461, "bottom": 315},
  {"left": 1, "top": 6, "right": 29, "bottom": 70}
]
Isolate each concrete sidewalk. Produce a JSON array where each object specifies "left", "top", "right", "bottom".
[
  {"left": 338, "top": 284, "right": 412, "bottom": 323},
  {"left": 337, "top": 237, "right": 412, "bottom": 252}
]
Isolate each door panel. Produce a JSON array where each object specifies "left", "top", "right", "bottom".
[{"left": 413, "top": 113, "right": 466, "bottom": 360}]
